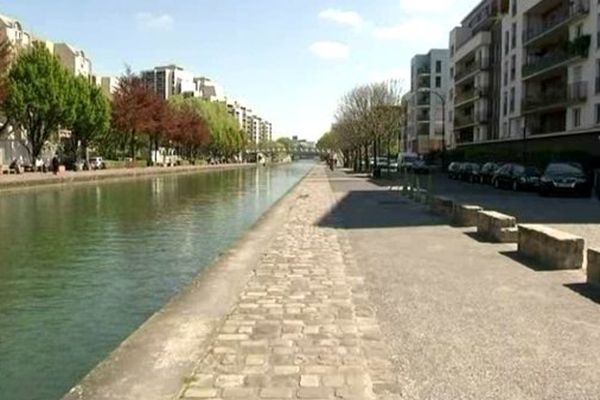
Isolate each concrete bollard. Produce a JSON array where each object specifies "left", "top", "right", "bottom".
[
  {"left": 476, "top": 210, "right": 518, "bottom": 243},
  {"left": 518, "top": 224, "right": 585, "bottom": 270},
  {"left": 452, "top": 204, "right": 483, "bottom": 227},
  {"left": 587, "top": 248, "right": 600, "bottom": 287}
]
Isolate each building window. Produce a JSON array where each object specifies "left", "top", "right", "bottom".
[
  {"left": 504, "top": 62, "right": 508, "bottom": 86},
  {"left": 510, "top": 55, "right": 516, "bottom": 81},
  {"left": 595, "top": 104, "right": 600, "bottom": 124},
  {"left": 573, "top": 108, "right": 581, "bottom": 127},
  {"left": 511, "top": 23, "right": 517, "bottom": 49},
  {"left": 503, "top": 92, "right": 508, "bottom": 116},
  {"left": 509, "top": 87, "right": 515, "bottom": 113},
  {"left": 504, "top": 31, "right": 509, "bottom": 55},
  {"left": 435, "top": 76, "right": 441, "bottom": 88},
  {"left": 511, "top": 0, "right": 517, "bottom": 16},
  {"left": 436, "top": 60, "right": 442, "bottom": 73}
]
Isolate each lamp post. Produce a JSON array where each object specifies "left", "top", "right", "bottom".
[{"left": 418, "top": 88, "right": 447, "bottom": 166}]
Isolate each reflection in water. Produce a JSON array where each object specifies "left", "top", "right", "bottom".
[{"left": 0, "top": 162, "right": 312, "bottom": 400}]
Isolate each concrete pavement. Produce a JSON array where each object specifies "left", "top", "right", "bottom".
[{"left": 328, "top": 169, "right": 600, "bottom": 399}]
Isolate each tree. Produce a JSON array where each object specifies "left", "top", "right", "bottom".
[
  {"left": 3, "top": 42, "right": 74, "bottom": 162},
  {"left": 0, "top": 39, "right": 12, "bottom": 135},
  {"left": 68, "top": 75, "right": 111, "bottom": 162},
  {"left": 166, "top": 103, "right": 210, "bottom": 163},
  {"left": 276, "top": 137, "right": 294, "bottom": 153},
  {"left": 112, "top": 71, "right": 163, "bottom": 162}
]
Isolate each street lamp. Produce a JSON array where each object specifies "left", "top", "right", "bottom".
[{"left": 418, "top": 88, "right": 447, "bottom": 165}]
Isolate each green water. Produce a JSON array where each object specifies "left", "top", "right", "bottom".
[{"left": 0, "top": 162, "right": 313, "bottom": 400}]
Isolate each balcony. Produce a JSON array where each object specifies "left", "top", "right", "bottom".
[
  {"left": 568, "top": 81, "right": 587, "bottom": 103},
  {"left": 523, "top": 0, "right": 590, "bottom": 45},
  {"left": 417, "top": 110, "right": 430, "bottom": 122},
  {"left": 416, "top": 93, "right": 430, "bottom": 106},
  {"left": 454, "top": 113, "right": 475, "bottom": 129},
  {"left": 417, "top": 66, "right": 431, "bottom": 75},
  {"left": 522, "top": 35, "right": 591, "bottom": 79},
  {"left": 522, "top": 88, "right": 567, "bottom": 113},
  {"left": 454, "top": 89, "right": 477, "bottom": 106},
  {"left": 417, "top": 124, "right": 430, "bottom": 136},
  {"left": 455, "top": 58, "right": 489, "bottom": 83},
  {"left": 417, "top": 76, "right": 431, "bottom": 88}
]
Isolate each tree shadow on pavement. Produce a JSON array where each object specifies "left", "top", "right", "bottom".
[
  {"left": 564, "top": 283, "right": 600, "bottom": 305},
  {"left": 317, "top": 189, "right": 447, "bottom": 229}
]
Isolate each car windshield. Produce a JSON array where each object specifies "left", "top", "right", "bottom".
[{"left": 545, "top": 163, "right": 584, "bottom": 176}]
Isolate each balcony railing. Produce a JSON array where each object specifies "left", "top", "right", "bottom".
[
  {"left": 417, "top": 111, "right": 430, "bottom": 121},
  {"left": 522, "top": 89, "right": 567, "bottom": 112},
  {"left": 454, "top": 90, "right": 476, "bottom": 105},
  {"left": 417, "top": 124, "right": 430, "bottom": 136},
  {"left": 522, "top": 51, "right": 570, "bottom": 78},
  {"left": 454, "top": 113, "right": 475, "bottom": 128},
  {"left": 417, "top": 66, "right": 431, "bottom": 75},
  {"left": 455, "top": 58, "right": 490, "bottom": 82},
  {"left": 416, "top": 94, "right": 430, "bottom": 106},
  {"left": 568, "top": 81, "right": 587, "bottom": 102},
  {"left": 523, "top": 0, "right": 590, "bottom": 44}
]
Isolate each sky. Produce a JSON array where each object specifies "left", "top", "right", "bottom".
[{"left": 0, "top": 0, "right": 478, "bottom": 141}]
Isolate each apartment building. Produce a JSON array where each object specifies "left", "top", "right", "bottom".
[
  {"left": 447, "top": 0, "right": 600, "bottom": 156},
  {"left": 404, "top": 49, "right": 450, "bottom": 154},
  {"left": 260, "top": 120, "right": 273, "bottom": 143},
  {"left": 99, "top": 76, "right": 119, "bottom": 100},
  {"left": 54, "top": 43, "right": 92, "bottom": 79},
  {"left": 0, "top": 13, "right": 31, "bottom": 50},
  {"left": 194, "top": 76, "right": 225, "bottom": 102},
  {"left": 141, "top": 65, "right": 196, "bottom": 99}
]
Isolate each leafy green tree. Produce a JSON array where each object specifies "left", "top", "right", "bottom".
[
  {"left": 3, "top": 42, "right": 74, "bottom": 162},
  {"left": 276, "top": 137, "right": 294, "bottom": 153},
  {"left": 67, "top": 76, "right": 111, "bottom": 162}
]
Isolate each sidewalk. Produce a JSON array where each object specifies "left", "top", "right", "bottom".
[
  {"left": 0, "top": 163, "right": 254, "bottom": 191},
  {"left": 177, "top": 166, "right": 397, "bottom": 400},
  {"left": 326, "top": 169, "right": 600, "bottom": 399}
]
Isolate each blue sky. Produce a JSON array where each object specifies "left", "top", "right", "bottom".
[{"left": 0, "top": 0, "right": 477, "bottom": 141}]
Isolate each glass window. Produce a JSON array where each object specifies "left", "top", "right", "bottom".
[
  {"left": 435, "top": 76, "right": 441, "bottom": 88},
  {"left": 436, "top": 60, "right": 442, "bottom": 73},
  {"left": 573, "top": 108, "right": 581, "bottom": 127}
]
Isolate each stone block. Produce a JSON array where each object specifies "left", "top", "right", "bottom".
[
  {"left": 587, "top": 248, "right": 600, "bottom": 286},
  {"left": 518, "top": 224, "right": 585, "bottom": 270},
  {"left": 452, "top": 204, "right": 483, "bottom": 227},
  {"left": 476, "top": 210, "right": 517, "bottom": 243},
  {"left": 429, "top": 196, "right": 454, "bottom": 217}
]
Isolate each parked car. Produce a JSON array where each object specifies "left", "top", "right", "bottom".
[
  {"left": 89, "top": 157, "right": 106, "bottom": 170},
  {"left": 447, "top": 162, "right": 462, "bottom": 179},
  {"left": 398, "top": 153, "right": 420, "bottom": 172},
  {"left": 412, "top": 160, "right": 430, "bottom": 174},
  {"left": 492, "top": 163, "right": 540, "bottom": 191},
  {"left": 514, "top": 165, "right": 542, "bottom": 191},
  {"left": 539, "top": 162, "right": 592, "bottom": 197},
  {"left": 479, "top": 162, "right": 501, "bottom": 184},
  {"left": 458, "top": 162, "right": 481, "bottom": 183}
]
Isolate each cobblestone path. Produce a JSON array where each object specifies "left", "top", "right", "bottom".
[{"left": 178, "top": 167, "right": 398, "bottom": 400}]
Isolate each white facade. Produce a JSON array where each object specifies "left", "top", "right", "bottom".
[
  {"left": 99, "top": 76, "right": 119, "bottom": 100},
  {"left": 141, "top": 65, "right": 197, "bottom": 99},
  {"left": 405, "top": 49, "right": 450, "bottom": 154},
  {"left": 194, "top": 77, "right": 225, "bottom": 102},
  {"left": 448, "top": 0, "right": 600, "bottom": 149},
  {"left": 54, "top": 42, "right": 92, "bottom": 78},
  {"left": 0, "top": 13, "right": 31, "bottom": 50}
]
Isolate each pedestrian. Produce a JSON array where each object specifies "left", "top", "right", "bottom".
[{"left": 51, "top": 154, "right": 60, "bottom": 175}]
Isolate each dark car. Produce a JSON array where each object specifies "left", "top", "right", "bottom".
[
  {"left": 448, "top": 162, "right": 462, "bottom": 179},
  {"left": 493, "top": 163, "right": 541, "bottom": 191},
  {"left": 539, "top": 162, "right": 592, "bottom": 197},
  {"left": 514, "top": 165, "right": 542, "bottom": 191},
  {"left": 458, "top": 163, "right": 481, "bottom": 183},
  {"left": 479, "top": 162, "right": 500, "bottom": 184}
]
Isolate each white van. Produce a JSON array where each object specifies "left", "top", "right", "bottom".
[{"left": 397, "top": 153, "right": 420, "bottom": 171}]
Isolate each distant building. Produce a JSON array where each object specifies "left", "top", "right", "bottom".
[
  {"left": 99, "top": 76, "right": 119, "bottom": 100},
  {"left": 0, "top": 13, "right": 31, "bottom": 50},
  {"left": 54, "top": 42, "right": 92, "bottom": 79},
  {"left": 194, "top": 76, "right": 225, "bottom": 102},
  {"left": 404, "top": 49, "right": 451, "bottom": 155},
  {"left": 141, "top": 65, "right": 196, "bottom": 99}
]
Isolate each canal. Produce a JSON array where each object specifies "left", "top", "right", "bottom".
[{"left": 0, "top": 162, "right": 313, "bottom": 400}]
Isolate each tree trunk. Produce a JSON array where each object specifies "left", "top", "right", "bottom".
[{"left": 130, "top": 130, "right": 136, "bottom": 163}]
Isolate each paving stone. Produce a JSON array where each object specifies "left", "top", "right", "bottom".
[
  {"left": 296, "top": 387, "right": 334, "bottom": 398},
  {"left": 259, "top": 387, "right": 293, "bottom": 398},
  {"left": 183, "top": 387, "right": 219, "bottom": 398},
  {"left": 300, "top": 374, "right": 320, "bottom": 387}
]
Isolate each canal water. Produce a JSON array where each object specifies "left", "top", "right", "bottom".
[{"left": 0, "top": 162, "right": 313, "bottom": 400}]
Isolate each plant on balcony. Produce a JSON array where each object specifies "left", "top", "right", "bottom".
[{"left": 568, "top": 34, "right": 591, "bottom": 58}]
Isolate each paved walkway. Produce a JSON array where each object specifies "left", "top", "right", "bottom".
[
  {"left": 328, "top": 169, "right": 600, "bottom": 400},
  {"left": 178, "top": 167, "right": 396, "bottom": 399}
]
